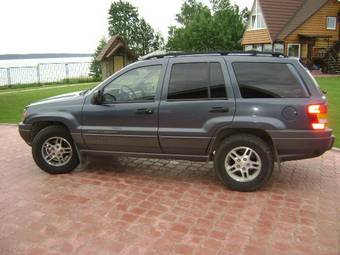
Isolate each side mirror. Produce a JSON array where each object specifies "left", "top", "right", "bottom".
[{"left": 91, "top": 90, "right": 104, "bottom": 105}]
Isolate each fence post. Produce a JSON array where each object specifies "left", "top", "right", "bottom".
[
  {"left": 65, "top": 63, "right": 69, "bottom": 83},
  {"left": 6, "top": 68, "right": 11, "bottom": 87},
  {"left": 37, "top": 64, "right": 41, "bottom": 85}
]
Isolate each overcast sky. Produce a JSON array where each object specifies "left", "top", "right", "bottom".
[{"left": 0, "top": 0, "right": 253, "bottom": 55}]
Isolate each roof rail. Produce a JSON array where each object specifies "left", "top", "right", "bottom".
[{"left": 141, "top": 51, "right": 287, "bottom": 60}]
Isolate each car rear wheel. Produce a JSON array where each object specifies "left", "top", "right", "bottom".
[
  {"left": 214, "top": 134, "right": 274, "bottom": 192},
  {"left": 32, "top": 126, "right": 79, "bottom": 174}
]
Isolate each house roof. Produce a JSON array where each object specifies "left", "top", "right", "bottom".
[
  {"left": 96, "top": 35, "right": 135, "bottom": 61},
  {"left": 276, "top": 0, "right": 329, "bottom": 41},
  {"left": 259, "top": 0, "right": 329, "bottom": 42}
]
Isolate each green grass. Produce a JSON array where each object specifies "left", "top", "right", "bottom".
[
  {"left": 0, "top": 77, "right": 338, "bottom": 147},
  {"left": 0, "top": 77, "right": 98, "bottom": 91},
  {"left": 316, "top": 77, "right": 340, "bottom": 148},
  {"left": 0, "top": 82, "right": 97, "bottom": 123}
]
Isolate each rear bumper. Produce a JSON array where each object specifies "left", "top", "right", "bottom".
[
  {"left": 18, "top": 123, "right": 32, "bottom": 145},
  {"left": 269, "top": 129, "right": 335, "bottom": 161}
]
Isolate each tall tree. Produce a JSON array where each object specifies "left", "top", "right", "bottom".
[
  {"left": 167, "top": 0, "right": 248, "bottom": 52},
  {"left": 108, "top": 0, "right": 163, "bottom": 56},
  {"left": 90, "top": 1, "right": 164, "bottom": 80},
  {"left": 108, "top": 1, "right": 140, "bottom": 50},
  {"left": 89, "top": 38, "right": 107, "bottom": 80}
]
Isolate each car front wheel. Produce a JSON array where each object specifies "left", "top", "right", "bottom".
[
  {"left": 214, "top": 134, "right": 274, "bottom": 192},
  {"left": 32, "top": 126, "right": 79, "bottom": 174}
]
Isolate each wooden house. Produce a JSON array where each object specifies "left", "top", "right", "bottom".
[
  {"left": 96, "top": 35, "right": 136, "bottom": 79},
  {"left": 242, "top": 0, "right": 340, "bottom": 73}
]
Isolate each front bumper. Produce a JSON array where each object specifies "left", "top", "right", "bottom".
[
  {"left": 269, "top": 129, "right": 335, "bottom": 161},
  {"left": 18, "top": 123, "right": 32, "bottom": 145}
]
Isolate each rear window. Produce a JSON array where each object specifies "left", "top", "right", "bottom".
[
  {"left": 168, "top": 62, "right": 227, "bottom": 100},
  {"left": 232, "top": 62, "right": 307, "bottom": 98}
]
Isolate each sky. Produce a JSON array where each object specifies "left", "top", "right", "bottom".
[{"left": 0, "top": 0, "right": 253, "bottom": 55}]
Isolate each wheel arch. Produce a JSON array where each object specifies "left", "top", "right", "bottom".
[
  {"left": 209, "top": 128, "right": 277, "bottom": 161},
  {"left": 31, "top": 120, "right": 71, "bottom": 143}
]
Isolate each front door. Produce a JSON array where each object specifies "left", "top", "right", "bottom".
[
  {"left": 158, "top": 57, "right": 235, "bottom": 155},
  {"left": 114, "top": 56, "right": 125, "bottom": 73},
  {"left": 82, "top": 62, "right": 164, "bottom": 153}
]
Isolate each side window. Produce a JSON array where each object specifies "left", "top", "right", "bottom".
[
  {"left": 210, "top": 63, "right": 227, "bottom": 98},
  {"left": 103, "top": 65, "right": 162, "bottom": 103},
  {"left": 168, "top": 63, "right": 209, "bottom": 100},
  {"left": 232, "top": 62, "right": 306, "bottom": 98},
  {"left": 168, "top": 62, "right": 227, "bottom": 100}
]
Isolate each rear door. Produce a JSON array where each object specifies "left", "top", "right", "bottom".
[{"left": 158, "top": 57, "right": 235, "bottom": 155}]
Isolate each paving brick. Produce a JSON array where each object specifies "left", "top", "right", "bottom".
[{"left": 0, "top": 125, "right": 339, "bottom": 255}]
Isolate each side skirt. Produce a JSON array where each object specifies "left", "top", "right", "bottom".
[{"left": 81, "top": 149, "right": 210, "bottom": 162}]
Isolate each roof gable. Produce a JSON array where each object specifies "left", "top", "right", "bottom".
[
  {"left": 259, "top": 0, "right": 304, "bottom": 41},
  {"left": 277, "top": 0, "right": 330, "bottom": 40},
  {"left": 96, "top": 35, "right": 135, "bottom": 61},
  {"left": 248, "top": 0, "right": 267, "bottom": 30}
]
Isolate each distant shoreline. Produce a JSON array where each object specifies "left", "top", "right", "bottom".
[{"left": 0, "top": 53, "right": 93, "bottom": 60}]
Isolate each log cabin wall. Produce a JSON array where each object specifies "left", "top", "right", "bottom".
[{"left": 284, "top": 0, "right": 340, "bottom": 58}]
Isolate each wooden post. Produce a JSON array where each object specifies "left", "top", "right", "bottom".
[
  {"left": 37, "top": 64, "right": 41, "bottom": 85},
  {"left": 65, "top": 63, "right": 69, "bottom": 83},
  {"left": 6, "top": 68, "right": 11, "bottom": 87}
]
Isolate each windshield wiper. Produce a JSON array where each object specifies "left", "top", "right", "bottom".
[{"left": 80, "top": 89, "right": 91, "bottom": 95}]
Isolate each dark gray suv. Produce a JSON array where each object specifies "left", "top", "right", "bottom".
[{"left": 19, "top": 52, "right": 335, "bottom": 191}]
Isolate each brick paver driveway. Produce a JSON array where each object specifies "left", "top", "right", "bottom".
[{"left": 0, "top": 125, "right": 339, "bottom": 255}]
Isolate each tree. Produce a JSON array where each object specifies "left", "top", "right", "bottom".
[
  {"left": 108, "top": 0, "right": 164, "bottom": 56},
  {"left": 90, "top": 1, "right": 164, "bottom": 80},
  {"left": 108, "top": 1, "right": 140, "bottom": 50},
  {"left": 167, "top": 0, "right": 248, "bottom": 52},
  {"left": 89, "top": 38, "right": 107, "bottom": 80}
]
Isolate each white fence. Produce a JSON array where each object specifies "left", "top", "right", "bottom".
[{"left": 0, "top": 62, "right": 91, "bottom": 86}]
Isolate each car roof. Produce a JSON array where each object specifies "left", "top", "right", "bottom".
[{"left": 140, "top": 51, "right": 288, "bottom": 61}]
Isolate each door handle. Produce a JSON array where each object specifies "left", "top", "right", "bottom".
[
  {"left": 209, "top": 107, "right": 229, "bottom": 113},
  {"left": 135, "top": 108, "right": 154, "bottom": 114}
]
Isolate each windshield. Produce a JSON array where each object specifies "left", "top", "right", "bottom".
[{"left": 85, "top": 75, "right": 113, "bottom": 95}]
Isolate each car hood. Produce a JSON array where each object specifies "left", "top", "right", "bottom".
[{"left": 29, "top": 91, "right": 85, "bottom": 107}]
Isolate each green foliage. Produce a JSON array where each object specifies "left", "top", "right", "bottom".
[
  {"left": 108, "top": 1, "right": 139, "bottom": 47},
  {"left": 167, "top": 0, "right": 248, "bottom": 52},
  {"left": 89, "top": 38, "right": 107, "bottom": 80},
  {"left": 108, "top": 0, "right": 164, "bottom": 56}
]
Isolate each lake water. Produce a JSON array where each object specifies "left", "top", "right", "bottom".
[
  {"left": 0, "top": 57, "right": 93, "bottom": 86},
  {"left": 0, "top": 57, "right": 92, "bottom": 68}
]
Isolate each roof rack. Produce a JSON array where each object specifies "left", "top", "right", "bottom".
[{"left": 141, "top": 51, "right": 287, "bottom": 60}]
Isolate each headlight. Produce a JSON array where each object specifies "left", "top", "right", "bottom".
[{"left": 21, "top": 107, "right": 28, "bottom": 122}]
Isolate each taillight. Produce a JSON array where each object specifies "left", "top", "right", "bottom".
[{"left": 307, "top": 104, "right": 328, "bottom": 130}]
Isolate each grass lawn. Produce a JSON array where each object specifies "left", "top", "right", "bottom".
[
  {"left": 0, "top": 82, "right": 97, "bottom": 123},
  {"left": 316, "top": 77, "right": 340, "bottom": 148},
  {"left": 0, "top": 78, "right": 338, "bottom": 147}
]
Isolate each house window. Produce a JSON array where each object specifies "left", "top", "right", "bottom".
[
  {"left": 274, "top": 43, "right": 284, "bottom": 53},
  {"left": 263, "top": 44, "right": 273, "bottom": 52},
  {"left": 245, "top": 45, "right": 253, "bottom": 51},
  {"left": 327, "top": 17, "right": 337, "bottom": 30},
  {"left": 249, "top": 0, "right": 266, "bottom": 30},
  {"left": 288, "top": 44, "right": 300, "bottom": 58},
  {"left": 253, "top": 44, "right": 263, "bottom": 52},
  {"left": 244, "top": 44, "right": 264, "bottom": 52}
]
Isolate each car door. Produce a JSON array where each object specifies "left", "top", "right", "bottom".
[
  {"left": 158, "top": 57, "right": 235, "bottom": 155},
  {"left": 81, "top": 60, "right": 166, "bottom": 153}
]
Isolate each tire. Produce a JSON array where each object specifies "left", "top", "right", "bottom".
[
  {"left": 32, "top": 125, "right": 79, "bottom": 174},
  {"left": 214, "top": 134, "right": 273, "bottom": 192}
]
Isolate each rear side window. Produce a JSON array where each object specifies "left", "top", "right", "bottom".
[
  {"left": 232, "top": 62, "right": 306, "bottom": 98},
  {"left": 168, "top": 62, "right": 227, "bottom": 100}
]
